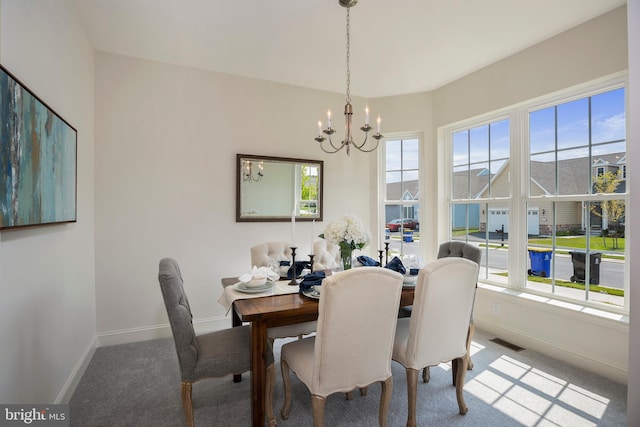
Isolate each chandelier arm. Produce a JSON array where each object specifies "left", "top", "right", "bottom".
[
  {"left": 319, "top": 137, "right": 346, "bottom": 154},
  {"left": 327, "top": 133, "right": 345, "bottom": 151},
  {"left": 350, "top": 132, "right": 369, "bottom": 150},
  {"left": 352, "top": 139, "right": 380, "bottom": 153}
]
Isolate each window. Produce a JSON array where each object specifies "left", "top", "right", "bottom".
[
  {"left": 527, "top": 86, "right": 626, "bottom": 306},
  {"left": 450, "top": 119, "right": 510, "bottom": 282},
  {"left": 444, "top": 79, "right": 627, "bottom": 311},
  {"left": 297, "top": 164, "right": 319, "bottom": 216},
  {"left": 380, "top": 137, "right": 421, "bottom": 261}
]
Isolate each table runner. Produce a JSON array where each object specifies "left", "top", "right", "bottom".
[{"left": 218, "top": 280, "right": 300, "bottom": 314}]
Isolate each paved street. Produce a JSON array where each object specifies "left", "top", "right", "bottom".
[{"left": 384, "top": 232, "right": 625, "bottom": 290}]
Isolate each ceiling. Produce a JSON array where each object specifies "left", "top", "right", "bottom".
[{"left": 72, "top": 0, "right": 627, "bottom": 98}]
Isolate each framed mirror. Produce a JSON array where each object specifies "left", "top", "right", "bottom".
[{"left": 236, "top": 154, "right": 323, "bottom": 222}]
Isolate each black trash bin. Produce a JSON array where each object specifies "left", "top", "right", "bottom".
[{"left": 569, "top": 251, "right": 601, "bottom": 285}]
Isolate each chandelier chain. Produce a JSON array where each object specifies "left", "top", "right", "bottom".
[
  {"left": 345, "top": 6, "right": 351, "bottom": 104},
  {"left": 313, "top": 0, "right": 383, "bottom": 155}
]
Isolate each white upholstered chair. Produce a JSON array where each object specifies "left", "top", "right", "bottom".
[
  {"left": 250, "top": 241, "right": 317, "bottom": 340},
  {"left": 401, "top": 241, "right": 482, "bottom": 383},
  {"left": 392, "top": 257, "right": 479, "bottom": 426},
  {"left": 312, "top": 239, "right": 340, "bottom": 272},
  {"left": 250, "top": 241, "right": 293, "bottom": 276},
  {"left": 280, "top": 268, "right": 404, "bottom": 427}
]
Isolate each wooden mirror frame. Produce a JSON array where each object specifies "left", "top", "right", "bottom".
[{"left": 236, "top": 154, "right": 323, "bottom": 222}]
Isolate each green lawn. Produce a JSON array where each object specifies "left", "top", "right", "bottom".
[
  {"left": 495, "top": 272, "right": 624, "bottom": 297},
  {"left": 527, "top": 235, "right": 625, "bottom": 252}
]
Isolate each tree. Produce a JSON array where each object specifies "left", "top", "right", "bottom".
[
  {"left": 590, "top": 170, "right": 625, "bottom": 249},
  {"left": 300, "top": 165, "right": 319, "bottom": 215}
]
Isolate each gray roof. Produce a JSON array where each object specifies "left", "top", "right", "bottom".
[
  {"left": 386, "top": 180, "right": 419, "bottom": 201},
  {"left": 531, "top": 152, "right": 625, "bottom": 195},
  {"left": 462, "top": 152, "right": 627, "bottom": 198},
  {"left": 453, "top": 168, "right": 495, "bottom": 199}
]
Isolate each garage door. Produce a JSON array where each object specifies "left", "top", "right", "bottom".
[{"left": 487, "top": 208, "right": 540, "bottom": 235}]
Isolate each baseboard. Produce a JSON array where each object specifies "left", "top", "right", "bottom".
[
  {"left": 96, "top": 315, "right": 232, "bottom": 347},
  {"left": 58, "top": 317, "right": 229, "bottom": 403},
  {"left": 475, "top": 319, "right": 628, "bottom": 385},
  {"left": 55, "top": 337, "right": 97, "bottom": 404}
]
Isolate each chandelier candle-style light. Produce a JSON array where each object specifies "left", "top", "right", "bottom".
[
  {"left": 314, "top": 0, "right": 383, "bottom": 156},
  {"left": 243, "top": 160, "right": 264, "bottom": 183}
]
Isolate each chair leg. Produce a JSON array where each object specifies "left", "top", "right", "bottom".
[
  {"left": 453, "top": 357, "right": 469, "bottom": 415},
  {"left": 311, "top": 395, "right": 326, "bottom": 427},
  {"left": 280, "top": 360, "right": 292, "bottom": 420},
  {"left": 452, "top": 358, "right": 457, "bottom": 386},
  {"left": 180, "top": 381, "right": 194, "bottom": 427},
  {"left": 266, "top": 362, "right": 277, "bottom": 426},
  {"left": 422, "top": 367, "right": 430, "bottom": 383},
  {"left": 406, "top": 368, "right": 419, "bottom": 427},
  {"left": 466, "top": 322, "right": 475, "bottom": 370},
  {"left": 379, "top": 377, "right": 393, "bottom": 427},
  {"left": 345, "top": 386, "right": 367, "bottom": 400}
]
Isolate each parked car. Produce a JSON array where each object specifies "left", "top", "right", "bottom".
[{"left": 386, "top": 218, "right": 419, "bottom": 232}]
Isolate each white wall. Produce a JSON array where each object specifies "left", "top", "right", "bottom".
[
  {"left": 0, "top": 0, "right": 96, "bottom": 403},
  {"left": 435, "top": 6, "right": 630, "bottom": 384},
  {"left": 93, "top": 53, "right": 374, "bottom": 343},
  {"left": 0, "top": 0, "right": 633, "bottom": 411},
  {"left": 375, "top": 6, "right": 631, "bottom": 384},
  {"left": 369, "top": 92, "right": 436, "bottom": 261},
  {"left": 626, "top": 0, "right": 640, "bottom": 423}
]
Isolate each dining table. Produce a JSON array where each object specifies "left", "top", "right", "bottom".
[{"left": 219, "top": 275, "right": 416, "bottom": 427}]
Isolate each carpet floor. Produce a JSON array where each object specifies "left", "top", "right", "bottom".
[{"left": 69, "top": 328, "right": 626, "bottom": 426}]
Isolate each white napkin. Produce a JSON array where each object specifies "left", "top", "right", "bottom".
[{"left": 239, "top": 266, "right": 280, "bottom": 283}]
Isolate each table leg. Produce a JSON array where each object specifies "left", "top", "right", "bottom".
[
  {"left": 233, "top": 308, "right": 243, "bottom": 383},
  {"left": 250, "top": 321, "right": 268, "bottom": 427}
]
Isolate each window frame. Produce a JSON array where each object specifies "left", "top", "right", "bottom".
[
  {"left": 377, "top": 133, "right": 423, "bottom": 258},
  {"left": 441, "top": 74, "right": 629, "bottom": 314}
]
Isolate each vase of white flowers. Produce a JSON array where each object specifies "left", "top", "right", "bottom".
[{"left": 320, "top": 214, "right": 371, "bottom": 270}]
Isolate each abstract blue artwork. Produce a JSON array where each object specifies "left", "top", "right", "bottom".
[{"left": 0, "top": 65, "right": 77, "bottom": 230}]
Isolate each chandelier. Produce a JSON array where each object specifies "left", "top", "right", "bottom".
[
  {"left": 242, "top": 160, "right": 264, "bottom": 183},
  {"left": 314, "top": 0, "right": 383, "bottom": 156}
]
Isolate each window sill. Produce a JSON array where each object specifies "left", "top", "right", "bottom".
[{"left": 478, "top": 282, "right": 629, "bottom": 325}]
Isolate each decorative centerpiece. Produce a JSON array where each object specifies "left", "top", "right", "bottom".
[{"left": 320, "top": 214, "right": 371, "bottom": 270}]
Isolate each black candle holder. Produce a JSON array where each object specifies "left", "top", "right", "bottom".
[
  {"left": 308, "top": 254, "right": 315, "bottom": 273},
  {"left": 289, "top": 247, "right": 299, "bottom": 285},
  {"left": 384, "top": 241, "right": 390, "bottom": 265},
  {"left": 378, "top": 250, "right": 384, "bottom": 267}
]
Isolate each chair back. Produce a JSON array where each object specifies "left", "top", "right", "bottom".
[
  {"left": 406, "top": 257, "right": 479, "bottom": 368},
  {"left": 313, "top": 239, "right": 340, "bottom": 271},
  {"left": 158, "top": 258, "right": 199, "bottom": 380},
  {"left": 250, "top": 241, "right": 292, "bottom": 268},
  {"left": 437, "top": 241, "right": 482, "bottom": 265},
  {"left": 312, "top": 268, "right": 403, "bottom": 396}
]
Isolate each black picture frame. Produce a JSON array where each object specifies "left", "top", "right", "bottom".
[{"left": 0, "top": 64, "right": 78, "bottom": 230}]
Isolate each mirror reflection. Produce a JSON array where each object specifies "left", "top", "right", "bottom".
[{"left": 236, "top": 154, "right": 323, "bottom": 222}]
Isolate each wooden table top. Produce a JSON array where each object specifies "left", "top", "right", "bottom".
[{"left": 221, "top": 276, "right": 415, "bottom": 326}]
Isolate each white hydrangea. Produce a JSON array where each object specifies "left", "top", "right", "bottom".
[{"left": 321, "top": 214, "right": 371, "bottom": 250}]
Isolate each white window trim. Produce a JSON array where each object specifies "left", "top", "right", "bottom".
[
  {"left": 377, "top": 132, "right": 424, "bottom": 256},
  {"left": 439, "top": 72, "right": 629, "bottom": 314}
]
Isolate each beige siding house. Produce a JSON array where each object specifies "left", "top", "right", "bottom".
[{"left": 462, "top": 152, "right": 626, "bottom": 235}]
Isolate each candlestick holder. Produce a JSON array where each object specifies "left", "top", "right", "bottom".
[
  {"left": 308, "top": 254, "right": 315, "bottom": 273},
  {"left": 384, "top": 241, "right": 390, "bottom": 265},
  {"left": 378, "top": 250, "right": 384, "bottom": 267},
  {"left": 289, "top": 247, "right": 299, "bottom": 285}
]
